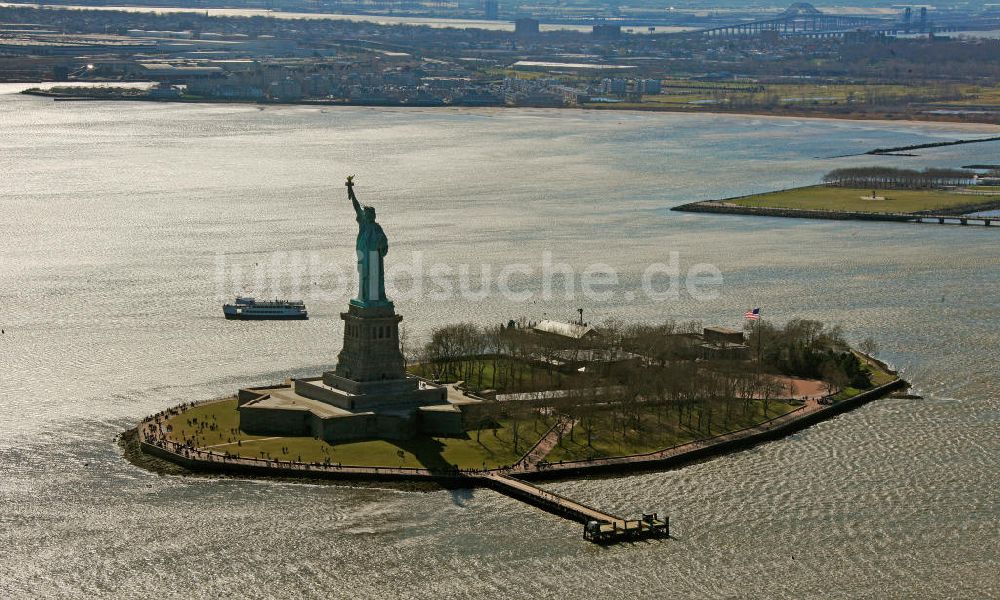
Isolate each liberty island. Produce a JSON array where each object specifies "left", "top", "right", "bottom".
[{"left": 123, "top": 175, "right": 908, "bottom": 544}]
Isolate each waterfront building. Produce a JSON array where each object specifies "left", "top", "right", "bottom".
[
  {"left": 484, "top": 0, "right": 499, "bottom": 20},
  {"left": 148, "top": 83, "right": 182, "bottom": 99},
  {"left": 592, "top": 24, "right": 622, "bottom": 39},
  {"left": 532, "top": 319, "right": 599, "bottom": 341},
  {"left": 514, "top": 18, "right": 540, "bottom": 36},
  {"left": 703, "top": 326, "right": 746, "bottom": 346},
  {"left": 600, "top": 78, "right": 628, "bottom": 96},
  {"left": 640, "top": 78, "right": 662, "bottom": 95}
]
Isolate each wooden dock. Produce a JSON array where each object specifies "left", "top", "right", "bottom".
[{"left": 480, "top": 473, "right": 669, "bottom": 544}]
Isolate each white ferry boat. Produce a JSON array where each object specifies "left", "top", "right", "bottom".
[{"left": 223, "top": 296, "right": 308, "bottom": 320}]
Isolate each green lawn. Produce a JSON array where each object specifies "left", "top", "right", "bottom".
[
  {"left": 221, "top": 430, "right": 535, "bottom": 470},
  {"left": 865, "top": 360, "right": 897, "bottom": 387},
  {"left": 935, "top": 84, "right": 1000, "bottom": 106},
  {"left": 728, "top": 185, "right": 998, "bottom": 214},
  {"left": 163, "top": 398, "right": 271, "bottom": 448},
  {"left": 546, "top": 398, "right": 799, "bottom": 463},
  {"left": 853, "top": 351, "right": 898, "bottom": 388}
]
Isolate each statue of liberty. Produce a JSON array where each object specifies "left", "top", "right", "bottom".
[{"left": 346, "top": 176, "right": 390, "bottom": 307}]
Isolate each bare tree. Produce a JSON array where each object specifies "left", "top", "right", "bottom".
[
  {"left": 399, "top": 322, "right": 411, "bottom": 369},
  {"left": 859, "top": 337, "right": 879, "bottom": 363},
  {"left": 821, "top": 361, "right": 849, "bottom": 398}
]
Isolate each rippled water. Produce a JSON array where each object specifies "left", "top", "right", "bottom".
[{"left": 1, "top": 88, "right": 998, "bottom": 598}]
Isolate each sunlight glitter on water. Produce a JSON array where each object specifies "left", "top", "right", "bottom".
[{"left": 0, "top": 93, "right": 998, "bottom": 598}]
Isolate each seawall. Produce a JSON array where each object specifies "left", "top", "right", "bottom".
[
  {"left": 672, "top": 198, "right": 1000, "bottom": 223},
  {"left": 135, "top": 437, "right": 473, "bottom": 486},
  {"left": 674, "top": 201, "right": 913, "bottom": 222}
]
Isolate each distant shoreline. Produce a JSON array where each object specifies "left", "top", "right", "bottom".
[{"left": 20, "top": 87, "right": 1000, "bottom": 126}]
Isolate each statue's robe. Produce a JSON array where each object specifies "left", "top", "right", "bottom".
[{"left": 356, "top": 212, "right": 388, "bottom": 304}]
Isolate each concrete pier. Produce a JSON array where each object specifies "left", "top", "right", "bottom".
[{"left": 480, "top": 472, "right": 669, "bottom": 544}]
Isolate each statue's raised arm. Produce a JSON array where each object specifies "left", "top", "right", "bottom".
[{"left": 346, "top": 175, "right": 362, "bottom": 219}]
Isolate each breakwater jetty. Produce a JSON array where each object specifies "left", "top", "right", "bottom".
[{"left": 866, "top": 135, "right": 1000, "bottom": 155}]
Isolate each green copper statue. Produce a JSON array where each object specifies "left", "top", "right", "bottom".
[{"left": 346, "top": 176, "right": 390, "bottom": 307}]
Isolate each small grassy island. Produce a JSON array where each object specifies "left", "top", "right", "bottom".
[
  {"left": 128, "top": 318, "right": 903, "bottom": 477},
  {"left": 674, "top": 167, "right": 1000, "bottom": 225}
]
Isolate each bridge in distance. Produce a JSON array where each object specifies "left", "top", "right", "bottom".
[{"left": 697, "top": 3, "right": 1000, "bottom": 39}]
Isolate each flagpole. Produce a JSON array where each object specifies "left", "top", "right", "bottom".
[
  {"left": 756, "top": 316, "right": 762, "bottom": 365},
  {"left": 744, "top": 308, "right": 762, "bottom": 366}
]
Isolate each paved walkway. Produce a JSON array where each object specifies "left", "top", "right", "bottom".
[
  {"left": 202, "top": 436, "right": 282, "bottom": 450},
  {"left": 513, "top": 417, "right": 577, "bottom": 472}
]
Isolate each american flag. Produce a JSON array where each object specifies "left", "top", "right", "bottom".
[{"left": 744, "top": 308, "right": 761, "bottom": 321}]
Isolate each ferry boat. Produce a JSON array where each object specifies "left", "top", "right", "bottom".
[{"left": 223, "top": 296, "right": 308, "bottom": 320}]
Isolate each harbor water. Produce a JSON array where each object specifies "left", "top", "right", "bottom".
[{"left": 0, "top": 87, "right": 998, "bottom": 598}]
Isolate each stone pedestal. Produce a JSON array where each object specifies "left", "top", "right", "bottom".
[
  {"left": 334, "top": 301, "right": 405, "bottom": 383},
  {"left": 299, "top": 300, "right": 449, "bottom": 413}
]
